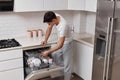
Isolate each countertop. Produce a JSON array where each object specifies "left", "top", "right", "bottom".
[
  {"left": 72, "top": 33, "right": 94, "bottom": 47},
  {"left": 0, "top": 34, "right": 58, "bottom": 52},
  {"left": 15, "top": 33, "right": 58, "bottom": 50},
  {"left": 0, "top": 32, "right": 94, "bottom": 52}
]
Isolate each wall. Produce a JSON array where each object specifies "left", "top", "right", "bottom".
[
  {"left": 86, "top": 12, "right": 96, "bottom": 35},
  {"left": 73, "top": 11, "right": 96, "bottom": 35},
  {"left": 0, "top": 11, "right": 96, "bottom": 39},
  {"left": 73, "top": 11, "right": 87, "bottom": 33},
  {"left": 0, "top": 11, "right": 74, "bottom": 39}
]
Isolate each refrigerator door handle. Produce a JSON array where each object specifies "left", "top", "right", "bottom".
[
  {"left": 103, "top": 17, "right": 112, "bottom": 80},
  {"left": 106, "top": 18, "right": 116, "bottom": 80}
]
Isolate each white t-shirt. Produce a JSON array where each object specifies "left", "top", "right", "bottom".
[{"left": 55, "top": 13, "right": 72, "bottom": 44}]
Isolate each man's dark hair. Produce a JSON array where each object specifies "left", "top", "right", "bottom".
[{"left": 43, "top": 11, "right": 57, "bottom": 23}]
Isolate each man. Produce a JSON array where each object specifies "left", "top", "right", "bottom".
[{"left": 41, "top": 11, "right": 73, "bottom": 80}]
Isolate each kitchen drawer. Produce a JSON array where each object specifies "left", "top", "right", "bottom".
[
  {"left": 0, "top": 49, "right": 23, "bottom": 61},
  {"left": 0, "top": 58, "right": 23, "bottom": 72},
  {"left": 0, "top": 68, "right": 24, "bottom": 80}
]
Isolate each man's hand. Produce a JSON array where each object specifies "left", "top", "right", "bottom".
[
  {"left": 41, "top": 50, "right": 50, "bottom": 57},
  {"left": 41, "top": 40, "right": 47, "bottom": 46}
]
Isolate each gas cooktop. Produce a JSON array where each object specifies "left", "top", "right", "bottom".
[{"left": 0, "top": 38, "right": 21, "bottom": 49}]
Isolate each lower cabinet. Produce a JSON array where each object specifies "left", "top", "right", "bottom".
[
  {"left": 0, "top": 68, "right": 24, "bottom": 80},
  {"left": 0, "top": 58, "right": 23, "bottom": 72},
  {"left": 0, "top": 49, "right": 24, "bottom": 80},
  {"left": 73, "top": 41, "right": 93, "bottom": 80}
]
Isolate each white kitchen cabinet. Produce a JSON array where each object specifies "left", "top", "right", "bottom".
[
  {"left": 14, "top": 0, "right": 67, "bottom": 12},
  {"left": 85, "top": 0, "right": 97, "bottom": 12},
  {"left": 14, "top": 0, "right": 98, "bottom": 12},
  {"left": 0, "top": 68, "right": 24, "bottom": 80},
  {"left": 44, "top": 0, "right": 67, "bottom": 10},
  {"left": 73, "top": 41, "right": 93, "bottom": 80},
  {"left": 43, "top": 0, "right": 54, "bottom": 10},
  {"left": 68, "top": 0, "right": 97, "bottom": 12},
  {"left": 0, "top": 58, "right": 23, "bottom": 72},
  {"left": 0, "top": 49, "right": 23, "bottom": 61},
  {"left": 68, "top": 0, "right": 85, "bottom": 10},
  {"left": 55, "top": 0, "right": 68, "bottom": 10},
  {"left": 14, "top": 0, "right": 85, "bottom": 12},
  {"left": 14, "top": 0, "right": 44, "bottom": 12},
  {"left": 0, "top": 49, "right": 24, "bottom": 80},
  {"left": 44, "top": 0, "right": 85, "bottom": 10}
]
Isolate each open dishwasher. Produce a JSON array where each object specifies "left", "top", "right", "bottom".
[{"left": 23, "top": 46, "right": 64, "bottom": 80}]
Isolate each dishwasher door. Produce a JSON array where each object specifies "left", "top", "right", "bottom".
[
  {"left": 23, "top": 46, "right": 64, "bottom": 80},
  {"left": 25, "top": 66, "right": 64, "bottom": 80}
]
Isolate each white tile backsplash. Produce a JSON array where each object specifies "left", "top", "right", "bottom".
[
  {"left": 73, "top": 11, "right": 96, "bottom": 35},
  {"left": 86, "top": 12, "right": 96, "bottom": 35},
  {"left": 0, "top": 11, "right": 96, "bottom": 39},
  {"left": 73, "top": 11, "right": 81, "bottom": 33},
  {"left": 0, "top": 11, "right": 74, "bottom": 39},
  {"left": 79, "top": 11, "right": 87, "bottom": 33},
  {"left": 73, "top": 11, "right": 87, "bottom": 33}
]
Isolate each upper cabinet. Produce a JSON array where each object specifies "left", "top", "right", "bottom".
[
  {"left": 68, "top": 0, "right": 97, "bottom": 12},
  {"left": 14, "top": 0, "right": 44, "bottom": 12},
  {"left": 68, "top": 0, "right": 85, "bottom": 10},
  {"left": 44, "top": 0, "right": 67, "bottom": 10},
  {"left": 14, "top": 0, "right": 97, "bottom": 12},
  {"left": 44, "top": 0, "right": 55, "bottom": 10},
  {"left": 85, "top": 0, "right": 97, "bottom": 12}
]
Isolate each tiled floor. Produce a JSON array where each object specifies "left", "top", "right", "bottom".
[{"left": 40, "top": 73, "right": 83, "bottom": 80}]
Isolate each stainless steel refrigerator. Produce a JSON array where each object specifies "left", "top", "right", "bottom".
[{"left": 92, "top": 0, "right": 120, "bottom": 80}]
